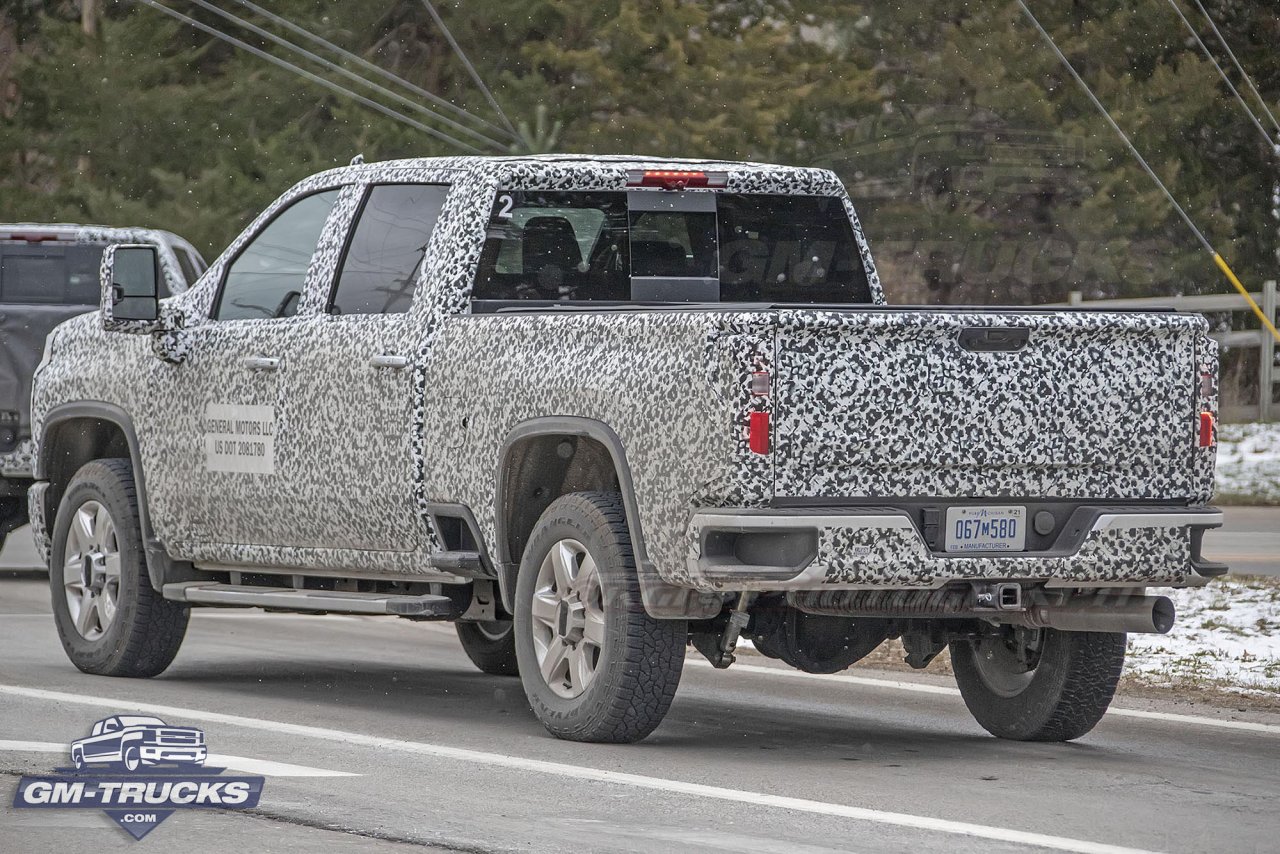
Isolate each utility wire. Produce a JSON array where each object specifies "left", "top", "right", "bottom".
[
  {"left": 420, "top": 0, "right": 518, "bottom": 137},
  {"left": 1165, "top": 0, "right": 1272, "bottom": 147},
  {"left": 180, "top": 0, "right": 506, "bottom": 151},
  {"left": 1014, "top": 0, "right": 1280, "bottom": 344},
  {"left": 134, "top": 0, "right": 487, "bottom": 154},
  {"left": 229, "top": 0, "right": 517, "bottom": 144},
  {"left": 1188, "top": 0, "right": 1280, "bottom": 135}
]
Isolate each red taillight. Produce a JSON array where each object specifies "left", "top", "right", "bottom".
[
  {"left": 626, "top": 169, "right": 727, "bottom": 190},
  {"left": 0, "top": 232, "right": 61, "bottom": 242},
  {"left": 1198, "top": 412, "right": 1215, "bottom": 448},
  {"left": 748, "top": 411, "right": 770, "bottom": 455}
]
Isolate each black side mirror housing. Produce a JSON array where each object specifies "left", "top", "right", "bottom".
[{"left": 101, "top": 244, "right": 162, "bottom": 333}]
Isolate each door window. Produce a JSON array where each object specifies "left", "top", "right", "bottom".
[
  {"left": 214, "top": 190, "right": 339, "bottom": 320},
  {"left": 330, "top": 184, "right": 449, "bottom": 315}
]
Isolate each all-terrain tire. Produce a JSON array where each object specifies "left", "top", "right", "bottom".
[
  {"left": 951, "top": 628, "right": 1126, "bottom": 742},
  {"left": 514, "top": 492, "right": 686, "bottom": 743},
  {"left": 49, "top": 459, "right": 189, "bottom": 677},
  {"left": 455, "top": 620, "right": 520, "bottom": 676}
]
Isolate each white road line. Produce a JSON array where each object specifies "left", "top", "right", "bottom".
[
  {"left": 687, "top": 659, "right": 1280, "bottom": 735},
  {"left": 0, "top": 685, "right": 1156, "bottom": 854},
  {"left": 0, "top": 738, "right": 357, "bottom": 777}
]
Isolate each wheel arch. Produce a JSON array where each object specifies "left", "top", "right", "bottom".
[
  {"left": 494, "top": 418, "right": 643, "bottom": 614},
  {"left": 36, "top": 402, "right": 189, "bottom": 591}
]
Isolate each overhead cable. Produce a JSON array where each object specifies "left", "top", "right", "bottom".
[
  {"left": 1165, "top": 0, "right": 1272, "bottom": 147},
  {"left": 1188, "top": 0, "right": 1280, "bottom": 135},
  {"left": 420, "top": 0, "right": 518, "bottom": 137},
  {"left": 1015, "top": 0, "right": 1280, "bottom": 344},
  {"left": 182, "top": 0, "right": 506, "bottom": 151},
  {"left": 135, "top": 0, "right": 486, "bottom": 154},
  {"left": 229, "top": 0, "right": 517, "bottom": 143}
]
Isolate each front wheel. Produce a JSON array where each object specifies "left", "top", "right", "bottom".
[
  {"left": 49, "top": 459, "right": 189, "bottom": 677},
  {"left": 514, "top": 492, "right": 686, "bottom": 743},
  {"left": 951, "top": 626, "right": 1126, "bottom": 742},
  {"left": 122, "top": 745, "right": 141, "bottom": 772}
]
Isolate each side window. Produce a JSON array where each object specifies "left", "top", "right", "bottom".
[
  {"left": 330, "top": 184, "right": 448, "bottom": 315},
  {"left": 214, "top": 190, "right": 339, "bottom": 321}
]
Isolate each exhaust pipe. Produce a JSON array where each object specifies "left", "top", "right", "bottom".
[{"left": 1014, "top": 595, "right": 1175, "bottom": 635}]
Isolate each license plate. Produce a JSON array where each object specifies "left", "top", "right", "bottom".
[{"left": 944, "top": 506, "right": 1027, "bottom": 552}]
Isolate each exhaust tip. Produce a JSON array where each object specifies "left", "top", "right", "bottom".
[{"left": 1151, "top": 596, "right": 1176, "bottom": 634}]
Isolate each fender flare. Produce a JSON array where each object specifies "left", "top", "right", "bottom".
[
  {"left": 493, "top": 417, "right": 718, "bottom": 620},
  {"left": 37, "top": 401, "right": 188, "bottom": 592}
]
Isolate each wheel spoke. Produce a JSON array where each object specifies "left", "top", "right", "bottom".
[
  {"left": 574, "top": 554, "right": 598, "bottom": 595},
  {"left": 99, "top": 585, "right": 118, "bottom": 627},
  {"left": 63, "top": 556, "right": 84, "bottom": 587},
  {"left": 530, "top": 589, "right": 558, "bottom": 628},
  {"left": 73, "top": 507, "right": 95, "bottom": 551},
  {"left": 75, "top": 592, "right": 98, "bottom": 636},
  {"left": 93, "top": 505, "right": 111, "bottom": 548},
  {"left": 583, "top": 610, "right": 605, "bottom": 646},
  {"left": 568, "top": 643, "right": 594, "bottom": 690},
  {"left": 550, "top": 542, "right": 575, "bottom": 593},
  {"left": 102, "top": 553, "right": 122, "bottom": 580},
  {"left": 540, "top": 637, "right": 569, "bottom": 685}
]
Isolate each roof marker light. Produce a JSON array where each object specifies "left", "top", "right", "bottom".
[{"left": 626, "top": 169, "right": 727, "bottom": 190}]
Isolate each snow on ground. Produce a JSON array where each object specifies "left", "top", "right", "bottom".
[
  {"left": 1216, "top": 422, "right": 1280, "bottom": 503},
  {"left": 1127, "top": 575, "right": 1280, "bottom": 696}
]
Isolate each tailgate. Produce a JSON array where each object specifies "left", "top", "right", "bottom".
[{"left": 772, "top": 309, "right": 1207, "bottom": 501}]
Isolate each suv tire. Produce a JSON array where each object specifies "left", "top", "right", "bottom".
[
  {"left": 514, "top": 492, "right": 685, "bottom": 743},
  {"left": 951, "top": 626, "right": 1125, "bottom": 741},
  {"left": 455, "top": 620, "right": 520, "bottom": 676},
  {"left": 49, "top": 459, "right": 189, "bottom": 677}
]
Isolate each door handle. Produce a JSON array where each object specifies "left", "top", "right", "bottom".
[
  {"left": 242, "top": 356, "right": 280, "bottom": 372},
  {"left": 370, "top": 354, "right": 410, "bottom": 370}
]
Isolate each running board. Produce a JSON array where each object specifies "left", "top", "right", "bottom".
[{"left": 162, "top": 582, "right": 456, "bottom": 617}]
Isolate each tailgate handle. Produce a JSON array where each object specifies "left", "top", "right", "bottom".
[{"left": 957, "top": 326, "right": 1031, "bottom": 352}]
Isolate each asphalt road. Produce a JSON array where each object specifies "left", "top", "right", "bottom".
[{"left": 2, "top": 575, "right": 1279, "bottom": 854}]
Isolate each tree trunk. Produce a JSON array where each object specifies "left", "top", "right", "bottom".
[{"left": 82, "top": 0, "right": 98, "bottom": 39}]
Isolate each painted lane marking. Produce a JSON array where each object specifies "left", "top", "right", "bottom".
[
  {"left": 0, "top": 739, "right": 357, "bottom": 777},
  {"left": 0, "top": 685, "right": 1156, "bottom": 854},
  {"left": 686, "top": 659, "right": 1280, "bottom": 735}
]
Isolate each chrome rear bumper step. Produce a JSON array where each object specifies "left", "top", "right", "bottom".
[{"left": 162, "top": 582, "right": 456, "bottom": 617}]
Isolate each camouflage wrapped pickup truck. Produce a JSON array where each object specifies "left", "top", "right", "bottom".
[{"left": 27, "top": 155, "right": 1224, "bottom": 743}]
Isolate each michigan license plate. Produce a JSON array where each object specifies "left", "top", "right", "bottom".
[{"left": 944, "top": 506, "right": 1027, "bottom": 552}]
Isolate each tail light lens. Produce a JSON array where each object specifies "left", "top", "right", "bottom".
[
  {"left": 748, "top": 411, "right": 771, "bottom": 455},
  {"left": 626, "top": 169, "right": 727, "bottom": 190},
  {"left": 1198, "top": 412, "right": 1215, "bottom": 448}
]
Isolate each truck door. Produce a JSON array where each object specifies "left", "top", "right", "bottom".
[
  {"left": 145, "top": 189, "right": 342, "bottom": 553},
  {"left": 280, "top": 182, "right": 450, "bottom": 552}
]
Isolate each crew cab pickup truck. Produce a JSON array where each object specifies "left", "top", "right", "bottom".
[
  {"left": 0, "top": 224, "right": 205, "bottom": 551},
  {"left": 28, "top": 155, "right": 1224, "bottom": 744},
  {"left": 70, "top": 715, "right": 206, "bottom": 771}
]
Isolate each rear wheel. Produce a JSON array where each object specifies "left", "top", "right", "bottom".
[
  {"left": 49, "top": 459, "right": 189, "bottom": 677},
  {"left": 514, "top": 492, "right": 686, "bottom": 743},
  {"left": 455, "top": 620, "right": 520, "bottom": 676},
  {"left": 951, "top": 626, "right": 1126, "bottom": 742}
]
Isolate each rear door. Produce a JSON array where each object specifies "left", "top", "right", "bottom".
[
  {"left": 771, "top": 309, "right": 1203, "bottom": 502},
  {"left": 280, "top": 181, "right": 450, "bottom": 552}
]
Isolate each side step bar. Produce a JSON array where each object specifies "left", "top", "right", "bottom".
[{"left": 162, "top": 582, "right": 456, "bottom": 617}]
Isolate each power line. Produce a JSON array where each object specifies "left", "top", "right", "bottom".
[
  {"left": 420, "top": 0, "right": 517, "bottom": 137},
  {"left": 134, "top": 0, "right": 487, "bottom": 155},
  {"left": 1188, "top": 0, "right": 1280, "bottom": 136},
  {"left": 1165, "top": 0, "right": 1272, "bottom": 147},
  {"left": 1014, "top": 0, "right": 1280, "bottom": 344},
  {"left": 180, "top": 0, "right": 507, "bottom": 151},
  {"left": 229, "top": 0, "right": 517, "bottom": 144}
]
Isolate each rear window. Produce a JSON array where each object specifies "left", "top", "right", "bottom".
[
  {"left": 0, "top": 243, "right": 104, "bottom": 305},
  {"left": 471, "top": 191, "right": 871, "bottom": 304}
]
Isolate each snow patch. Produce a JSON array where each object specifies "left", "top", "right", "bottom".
[
  {"left": 1216, "top": 422, "right": 1280, "bottom": 503},
  {"left": 1128, "top": 577, "right": 1280, "bottom": 695}
]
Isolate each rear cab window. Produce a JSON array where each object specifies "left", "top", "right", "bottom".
[
  {"left": 470, "top": 187, "right": 871, "bottom": 307},
  {"left": 0, "top": 241, "right": 103, "bottom": 305}
]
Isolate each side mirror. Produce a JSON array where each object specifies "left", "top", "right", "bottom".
[{"left": 101, "top": 244, "right": 162, "bottom": 334}]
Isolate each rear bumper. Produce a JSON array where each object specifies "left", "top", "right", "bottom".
[{"left": 684, "top": 506, "right": 1225, "bottom": 591}]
